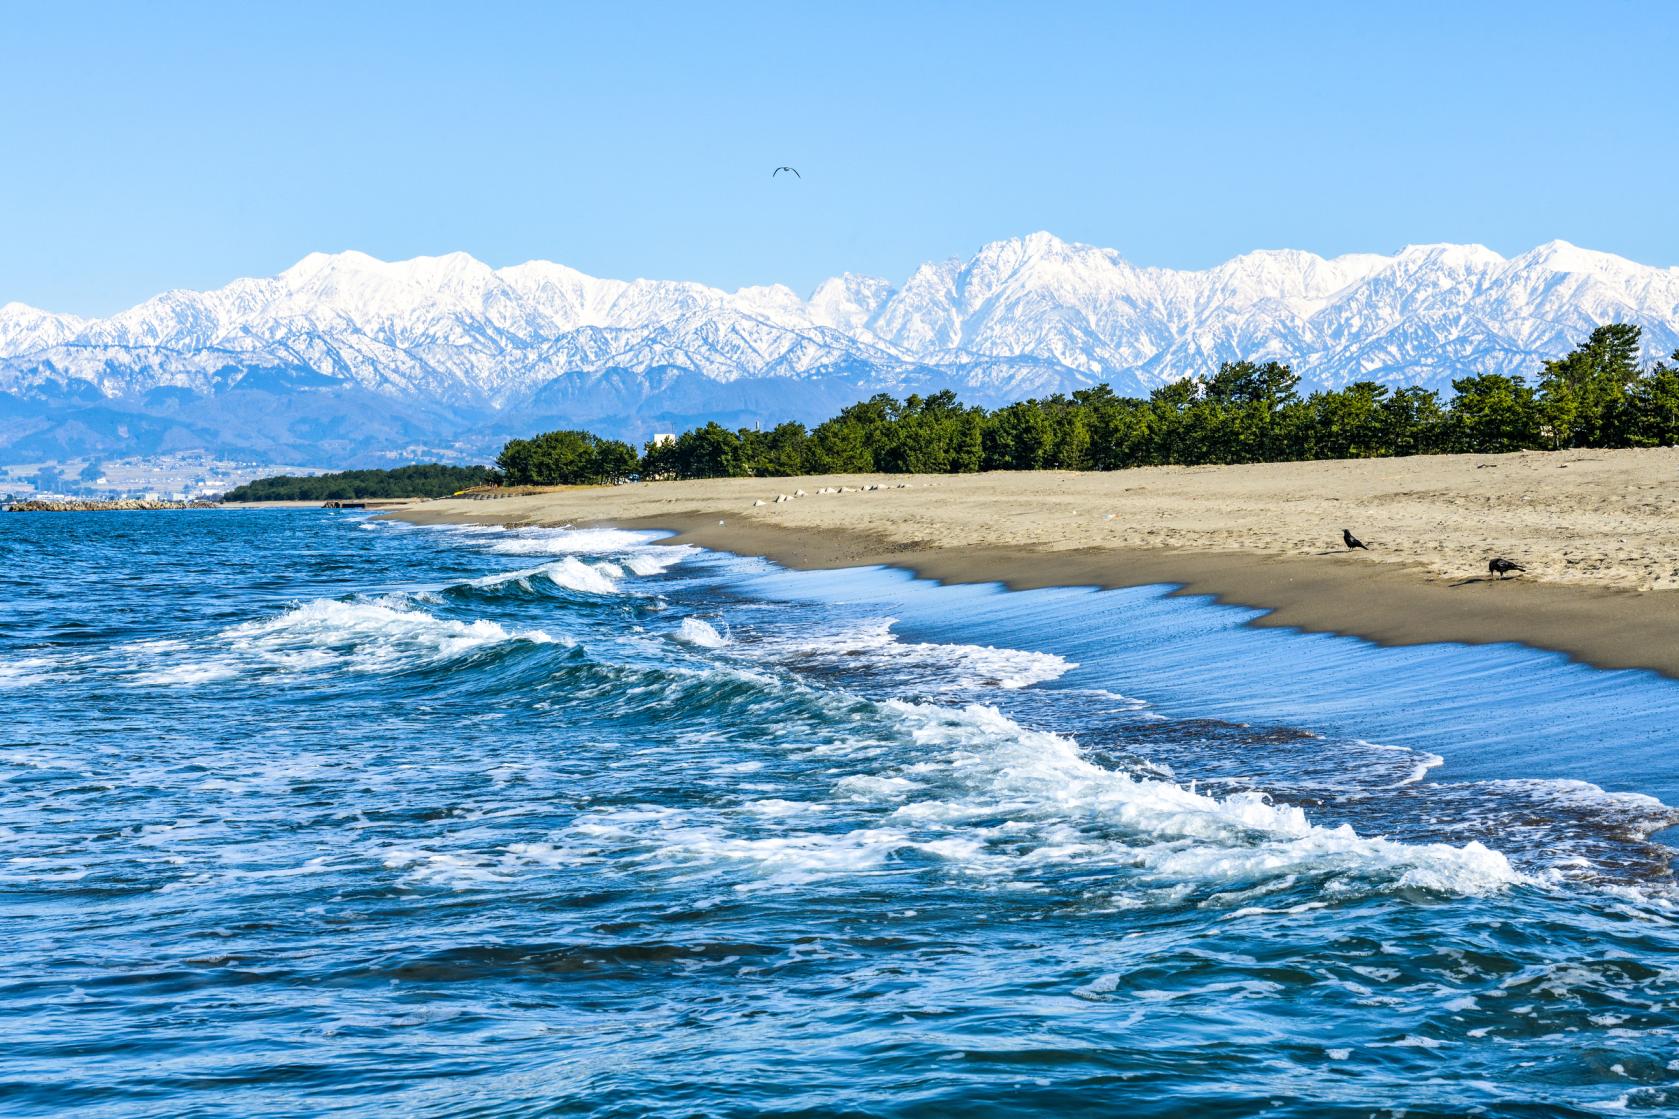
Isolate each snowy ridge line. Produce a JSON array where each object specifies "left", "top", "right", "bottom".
[{"left": 4, "top": 233, "right": 1678, "bottom": 408}]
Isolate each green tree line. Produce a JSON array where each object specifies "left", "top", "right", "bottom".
[
  {"left": 222, "top": 463, "right": 493, "bottom": 501},
  {"left": 492, "top": 324, "right": 1679, "bottom": 486}
]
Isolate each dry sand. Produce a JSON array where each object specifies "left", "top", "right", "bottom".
[{"left": 395, "top": 447, "right": 1679, "bottom": 678}]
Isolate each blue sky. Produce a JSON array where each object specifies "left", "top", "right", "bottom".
[{"left": 4, "top": 0, "right": 1676, "bottom": 315}]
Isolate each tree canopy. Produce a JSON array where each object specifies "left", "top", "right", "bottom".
[
  {"left": 607, "top": 327, "right": 1679, "bottom": 480},
  {"left": 242, "top": 325, "right": 1679, "bottom": 500},
  {"left": 495, "top": 430, "right": 640, "bottom": 486},
  {"left": 222, "top": 463, "right": 492, "bottom": 502}
]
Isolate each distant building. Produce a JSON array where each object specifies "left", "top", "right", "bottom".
[{"left": 651, "top": 433, "right": 676, "bottom": 448}]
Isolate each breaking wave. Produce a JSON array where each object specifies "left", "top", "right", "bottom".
[
  {"left": 674, "top": 617, "right": 730, "bottom": 648},
  {"left": 125, "top": 597, "right": 566, "bottom": 684},
  {"left": 532, "top": 694, "right": 1520, "bottom": 900},
  {"left": 468, "top": 556, "right": 623, "bottom": 596},
  {"left": 747, "top": 617, "right": 1074, "bottom": 691},
  {"left": 13, "top": 506, "right": 1679, "bottom": 1114}
]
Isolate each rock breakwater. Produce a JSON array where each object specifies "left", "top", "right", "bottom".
[{"left": 4, "top": 498, "right": 218, "bottom": 512}]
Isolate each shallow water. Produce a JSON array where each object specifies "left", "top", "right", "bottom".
[{"left": 4, "top": 510, "right": 1678, "bottom": 1117}]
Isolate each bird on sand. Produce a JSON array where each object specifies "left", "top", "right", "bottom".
[
  {"left": 1488, "top": 557, "right": 1526, "bottom": 579},
  {"left": 772, "top": 166, "right": 800, "bottom": 178},
  {"left": 1342, "top": 529, "right": 1369, "bottom": 551}
]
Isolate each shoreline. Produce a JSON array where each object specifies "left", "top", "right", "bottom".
[
  {"left": 392, "top": 451, "right": 1679, "bottom": 680},
  {"left": 633, "top": 516, "right": 1679, "bottom": 680}
]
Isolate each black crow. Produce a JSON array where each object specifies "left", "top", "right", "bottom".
[
  {"left": 1342, "top": 529, "right": 1369, "bottom": 551},
  {"left": 1488, "top": 557, "right": 1526, "bottom": 578},
  {"left": 773, "top": 166, "right": 800, "bottom": 178}
]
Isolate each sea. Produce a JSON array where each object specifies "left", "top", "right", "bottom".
[{"left": 4, "top": 509, "right": 1679, "bottom": 1118}]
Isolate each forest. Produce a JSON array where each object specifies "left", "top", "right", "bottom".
[
  {"left": 222, "top": 463, "right": 493, "bottom": 501},
  {"left": 493, "top": 324, "right": 1679, "bottom": 485}
]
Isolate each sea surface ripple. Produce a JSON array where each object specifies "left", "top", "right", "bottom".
[{"left": 3, "top": 510, "right": 1679, "bottom": 1118}]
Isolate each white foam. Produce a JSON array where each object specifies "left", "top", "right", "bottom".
[
  {"left": 0, "top": 655, "right": 70, "bottom": 688},
  {"left": 537, "top": 557, "right": 620, "bottom": 595},
  {"left": 625, "top": 554, "right": 675, "bottom": 576},
  {"left": 470, "top": 557, "right": 622, "bottom": 595},
  {"left": 487, "top": 527, "right": 670, "bottom": 557},
  {"left": 428, "top": 522, "right": 689, "bottom": 589},
  {"left": 1484, "top": 777, "right": 1670, "bottom": 815},
  {"left": 131, "top": 661, "right": 241, "bottom": 686},
  {"left": 675, "top": 618, "right": 729, "bottom": 649},
  {"left": 741, "top": 798, "right": 827, "bottom": 817},
  {"left": 467, "top": 565, "right": 541, "bottom": 590},
  {"left": 1359, "top": 740, "right": 1446, "bottom": 787},
  {"left": 757, "top": 618, "right": 1074, "bottom": 691},
  {"left": 651, "top": 826, "right": 916, "bottom": 886},
  {"left": 558, "top": 698, "right": 1518, "bottom": 898},
  {"left": 872, "top": 701, "right": 1521, "bottom": 896},
  {"left": 835, "top": 774, "right": 924, "bottom": 800},
  {"left": 217, "top": 598, "right": 563, "bottom": 676},
  {"left": 381, "top": 846, "right": 514, "bottom": 888}
]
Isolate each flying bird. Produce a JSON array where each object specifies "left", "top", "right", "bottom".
[
  {"left": 1488, "top": 557, "right": 1526, "bottom": 579},
  {"left": 1342, "top": 529, "right": 1369, "bottom": 551},
  {"left": 773, "top": 166, "right": 800, "bottom": 178}
]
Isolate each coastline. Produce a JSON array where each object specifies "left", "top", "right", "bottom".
[{"left": 392, "top": 449, "right": 1679, "bottom": 680}]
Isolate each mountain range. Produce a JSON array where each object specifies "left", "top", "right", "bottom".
[{"left": 3, "top": 232, "right": 1677, "bottom": 467}]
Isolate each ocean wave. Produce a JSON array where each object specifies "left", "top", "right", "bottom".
[
  {"left": 873, "top": 701, "right": 1521, "bottom": 896},
  {"left": 483, "top": 526, "right": 682, "bottom": 559},
  {"left": 468, "top": 556, "right": 622, "bottom": 596},
  {"left": 673, "top": 618, "right": 730, "bottom": 649},
  {"left": 625, "top": 553, "right": 675, "bottom": 576},
  {"left": 130, "top": 661, "right": 243, "bottom": 686},
  {"left": 546, "top": 695, "right": 1520, "bottom": 899},
  {"left": 224, "top": 598, "right": 566, "bottom": 675},
  {"left": 1441, "top": 777, "right": 1679, "bottom": 884},
  {"left": 114, "top": 598, "right": 570, "bottom": 686},
  {"left": 750, "top": 618, "right": 1074, "bottom": 692},
  {"left": 0, "top": 654, "right": 76, "bottom": 689}
]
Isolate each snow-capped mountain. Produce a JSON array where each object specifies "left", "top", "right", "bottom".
[{"left": 3, "top": 233, "right": 1677, "bottom": 466}]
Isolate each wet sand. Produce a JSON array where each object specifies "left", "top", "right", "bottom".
[{"left": 393, "top": 447, "right": 1679, "bottom": 678}]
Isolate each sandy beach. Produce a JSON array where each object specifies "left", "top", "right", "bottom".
[{"left": 395, "top": 446, "right": 1679, "bottom": 678}]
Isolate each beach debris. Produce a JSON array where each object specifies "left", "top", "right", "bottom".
[
  {"left": 1488, "top": 557, "right": 1526, "bottom": 578},
  {"left": 1342, "top": 529, "right": 1370, "bottom": 551},
  {"left": 1103, "top": 513, "right": 1116, "bottom": 521},
  {"left": 718, "top": 520, "right": 725, "bottom": 525}
]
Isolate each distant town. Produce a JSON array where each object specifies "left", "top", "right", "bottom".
[{"left": 0, "top": 453, "right": 329, "bottom": 504}]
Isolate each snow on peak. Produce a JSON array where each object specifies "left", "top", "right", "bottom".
[
  {"left": 1392, "top": 242, "right": 1506, "bottom": 268},
  {"left": 1516, "top": 239, "right": 1649, "bottom": 277},
  {"left": 3, "top": 235, "right": 1677, "bottom": 410}
]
